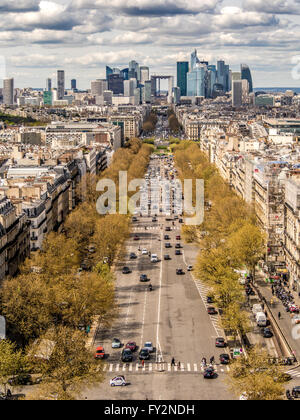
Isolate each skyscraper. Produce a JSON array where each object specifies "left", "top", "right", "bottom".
[
  {"left": 207, "top": 65, "right": 217, "bottom": 98},
  {"left": 91, "top": 79, "right": 107, "bottom": 96},
  {"left": 57, "top": 70, "right": 65, "bottom": 100},
  {"left": 140, "top": 66, "right": 150, "bottom": 85},
  {"left": 108, "top": 74, "right": 124, "bottom": 94},
  {"left": 191, "top": 50, "right": 201, "bottom": 70},
  {"left": 129, "top": 60, "right": 139, "bottom": 81},
  {"left": 106, "top": 66, "right": 113, "bottom": 80},
  {"left": 124, "top": 78, "right": 136, "bottom": 97},
  {"left": 232, "top": 80, "right": 243, "bottom": 108},
  {"left": 187, "top": 65, "right": 207, "bottom": 97},
  {"left": 144, "top": 80, "right": 152, "bottom": 103},
  {"left": 241, "top": 64, "right": 253, "bottom": 93},
  {"left": 46, "top": 78, "right": 52, "bottom": 92},
  {"left": 3, "top": 78, "right": 14, "bottom": 105},
  {"left": 177, "top": 62, "right": 189, "bottom": 97},
  {"left": 121, "top": 68, "right": 129, "bottom": 80}
]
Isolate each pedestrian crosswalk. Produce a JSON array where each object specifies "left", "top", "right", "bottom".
[
  {"left": 102, "top": 362, "right": 230, "bottom": 374},
  {"left": 132, "top": 226, "right": 180, "bottom": 231},
  {"left": 286, "top": 368, "right": 300, "bottom": 379}
]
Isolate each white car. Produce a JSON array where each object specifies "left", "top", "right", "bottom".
[
  {"left": 110, "top": 376, "right": 127, "bottom": 387},
  {"left": 151, "top": 254, "right": 158, "bottom": 263},
  {"left": 142, "top": 249, "right": 148, "bottom": 255},
  {"left": 187, "top": 265, "right": 193, "bottom": 271},
  {"left": 144, "top": 342, "right": 154, "bottom": 353}
]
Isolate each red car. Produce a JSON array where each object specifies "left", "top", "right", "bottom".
[
  {"left": 207, "top": 307, "right": 218, "bottom": 315},
  {"left": 94, "top": 346, "right": 105, "bottom": 359},
  {"left": 176, "top": 235, "right": 181, "bottom": 241},
  {"left": 125, "top": 342, "right": 137, "bottom": 352}
]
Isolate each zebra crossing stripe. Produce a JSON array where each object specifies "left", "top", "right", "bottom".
[
  {"left": 103, "top": 364, "right": 107, "bottom": 371},
  {"left": 116, "top": 364, "right": 120, "bottom": 372},
  {"left": 109, "top": 364, "right": 113, "bottom": 372},
  {"left": 181, "top": 363, "right": 185, "bottom": 371},
  {"left": 122, "top": 364, "right": 126, "bottom": 372},
  {"left": 168, "top": 363, "right": 171, "bottom": 371},
  {"left": 174, "top": 365, "right": 178, "bottom": 372},
  {"left": 129, "top": 364, "right": 133, "bottom": 372},
  {"left": 187, "top": 363, "right": 191, "bottom": 372},
  {"left": 136, "top": 363, "right": 139, "bottom": 371},
  {"left": 194, "top": 364, "right": 198, "bottom": 372},
  {"left": 149, "top": 363, "right": 153, "bottom": 372}
]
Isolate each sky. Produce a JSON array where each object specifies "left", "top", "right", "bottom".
[{"left": 1, "top": 0, "right": 300, "bottom": 89}]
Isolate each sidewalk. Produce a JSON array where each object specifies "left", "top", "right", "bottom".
[{"left": 255, "top": 271, "right": 300, "bottom": 360}]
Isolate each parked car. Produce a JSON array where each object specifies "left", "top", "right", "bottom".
[
  {"left": 142, "top": 249, "right": 148, "bottom": 255},
  {"left": 165, "top": 243, "right": 172, "bottom": 248},
  {"left": 130, "top": 253, "right": 137, "bottom": 260},
  {"left": 164, "top": 235, "right": 170, "bottom": 240},
  {"left": 121, "top": 349, "right": 133, "bottom": 363},
  {"left": 176, "top": 235, "right": 181, "bottom": 241},
  {"left": 125, "top": 342, "right": 137, "bottom": 352},
  {"left": 140, "top": 274, "right": 149, "bottom": 282},
  {"left": 263, "top": 327, "right": 273, "bottom": 338},
  {"left": 175, "top": 250, "right": 181, "bottom": 256},
  {"left": 143, "top": 342, "right": 154, "bottom": 353},
  {"left": 207, "top": 296, "right": 214, "bottom": 304},
  {"left": 176, "top": 269, "right": 185, "bottom": 275},
  {"left": 187, "top": 265, "right": 193, "bottom": 271},
  {"left": 215, "top": 337, "right": 226, "bottom": 348},
  {"left": 207, "top": 307, "right": 218, "bottom": 315},
  {"left": 110, "top": 376, "right": 127, "bottom": 387},
  {"left": 112, "top": 338, "right": 122, "bottom": 349},
  {"left": 220, "top": 354, "right": 230, "bottom": 365},
  {"left": 8, "top": 374, "right": 34, "bottom": 386},
  {"left": 134, "top": 235, "right": 140, "bottom": 241},
  {"left": 94, "top": 346, "right": 105, "bottom": 359},
  {"left": 122, "top": 267, "right": 131, "bottom": 274},
  {"left": 175, "top": 244, "right": 181, "bottom": 249},
  {"left": 139, "top": 348, "right": 150, "bottom": 360},
  {"left": 164, "top": 255, "right": 171, "bottom": 261}
]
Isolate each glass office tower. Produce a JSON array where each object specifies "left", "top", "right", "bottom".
[{"left": 177, "top": 62, "right": 189, "bottom": 97}]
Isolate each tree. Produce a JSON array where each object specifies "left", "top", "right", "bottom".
[
  {"left": 0, "top": 340, "right": 27, "bottom": 394},
  {"left": 221, "top": 303, "right": 250, "bottom": 341},
  {"left": 228, "top": 346, "right": 288, "bottom": 400},
  {"left": 27, "top": 327, "right": 104, "bottom": 400}
]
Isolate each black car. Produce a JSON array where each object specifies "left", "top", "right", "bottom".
[
  {"left": 203, "top": 367, "right": 215, "bottom": 379},
  {"left": 130, "top": 253, "right": 137, "bottom": 260},
  {"left": 215, "top": 337, "right": 226, "bottom": 348},
  {"left": 176, "top": 269, "right": 185, "bottom": 275},
  {"left": 263, "top": 327, "right": 273, "bottom": 338},
  {"left": 164, "top": 235, "right": 170, "bottom": 240},
  {"left": 121, "top": 349, "right": 133, "bottom": 363},
  {"left": 165, "top": 243, "right": 172, "bottom": 248},
  {"left": 175, "top": 250, "right": 181, "bottom": 256},
  {"left": 175, "top": 243, "right": 181, "bottom": 249},
  {"left": 220, "top": 354, "right": 230, "bottom": 365},
  {"left": 122, "top": 267, "right": 131, "bottom": 274},
  {"left": 165, "top": 227, "right": 171, "bottom": 232},
  {"left": 140, "top": 274, "right": 149, "bottom": 282},
  {"left": 164, "top": 255, "right": 171, "bottom": 260},
  {"left": 207, "top": 296, "right": 214, "bottom": 304},
  {"left": 132, "top": 217, "right": 138, "bottom": 222},
  {"left": 179, "top": 219, "right": 183, "bottom": 224},
  {"left": 139, "top": 349, "right": 150, "bottom": 360},
  {"left": 152, "top": 217, "right": 157, "bottom": 222}
]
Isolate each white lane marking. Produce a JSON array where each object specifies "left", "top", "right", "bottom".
[
  {"left": 140, "top": 289, "right": 148, "bottom": 350},
  {"left": 103, "top": 364, "right": 107, "bottom": 371},
  {"left": 187, "top": 363, "right": 191, "bottom": 372},
  {"left": 129, "top": 364, "right": 133, "bottom": 372},
  {"left": 136, "top": 363, "right": 139, "bottom": 371},
  {"left": 109, "top": 364, "right": 113, "bottom": 372},
  {"left": 149, "top": 363, "right": 153, "bottom": 372},
  {"left": 156, "top": 229, "right": 164, "bottom": 363},
  {"left": 115, "top": 364, "right": 119, "bottom": 372},
  {"left": 194, "top": 364, "right": 198, "bottom": 372}
]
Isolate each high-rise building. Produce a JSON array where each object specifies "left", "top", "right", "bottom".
[
  {"left": 129, "top": 60, "right": 139, "bottom": 81},
  {"left": 232, "top": 80, "right": 243, "bottom": 108},
  {"left": 3, "top": 78, "right": 14, "bottom": 105},
  {"left": 121, "top": 68, "right": 129, "bottom": 80},
  {"left": 140, "top": 66, "right": 150, "bottom": 85},
  {"left": 46, "top": 78, "right": 52, "bottom": 92},
  {"left": 103, "top": 90, "right": 113, "bottom": 105},
  {"left": 191, "top": 50, "right": 201, "bottom": 70},
  {"left": 57, "top": 70, "right": 65, "bottom": 100},
  {"left": 91, "top": 79, "right": 107, "bottom": 96},
  {"left": 177, "top": 62, "right": 189, "bottom": 97},
  {"left": 144, "top": 80, "right": 152, "bottom": 103},
  {"left": 241, "top": 64, "right": 253, "bottom": 93},
  {"left": 172, "top": 87, "right": 181, "bottom": 104},
  {"left": 108, "top": 74, "right": 124, "bottom": 94},
  {"left": 43, "top": 91, "right": 53, "bottom": 106},
  {"left": 231, "top": 72, "right": 241, "bottom": 82},
  {"left": 207, "top": 65, "right": 217, "bottom": 98},
  {"left": 133, "top": 87, "right": 141, "bottom": 105},
  {"left": 124, "top": 79, "right": 136, "bottom": 97},
  {"left": 71, "top": 79, "right": 77, "bottom": 90}
]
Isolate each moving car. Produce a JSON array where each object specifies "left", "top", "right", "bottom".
[
  {"left": 176, "top": 269, "right": 185, "bottom": 275},
  {"left": 207, "top": 307, "right": 218, "bottom": 315},
  {"left": 125, "top": 342, "right": 137, "bottom": 352},
  {"left": 151, "top": 254, "right": 158, "bottom": 263},
  {"left": 112, "top": 338, "right": 122, "bottom": 349},
  {"left": 152, "top": 217, "right": 157, "bottom": 222},
  {"left": 130, "top": 253, "right": 137, "bottom": 260},
  {"left": 110, "top": 376, "right": 127, "bottom": 387},
  {"left": 187, "top": 265, "right": 193, "bottom": 271},
  {"left": 142, "top": 249, "right": 148, "bottom": 255},
  {"left": 134, "top": 235, "right": 140, "bottom": 241},
  {"left": 164, "top": 235, "right": 170, "bottom": 240},
  {"left": 215, "top": 337, "right": 226, "bottom": 348},
  {"left": 263, "top": 327, "right": 273, "bottom": 338},
  {"left": 175, "top": 250, "right": 181, "bottom": 256},
  {"left": 121, "top": 349, "right": 133, "bottom": 363},
  {"left": 139, "top": 348, "right": 150, "bottom": 360},
  {"left": 176, "top": 235, "right": 181, "bottom": 241},
  {"left": 144, "top": 342, "right": 154, "bottom": 352},
  {"left": 220, "top": 354, "right": 230, "bottom": 365},
  {"left": 132, "top": 217, "right": 138, "bottom": 222},
  {"left": 122, "top": 267, "right": 131, "bottom": 274},
  {"left": 165, "top": 227, "right": 171, "bottom": 232},
  {"left": 207, "top": 296, "right": 214, "bottom": 304},
  {"left": 94, "top": 346, "right": 105, "bottom": 359},
  {"left": 140, "top": 274, "right": 149, "bottom": 282},
  {"left": 175, "top": 243, "right": 181, "bottom": 249},
  {"left": 165, "top": 243, "right": 172, "bottom": 248},
  {"left": 164, "top": 255, "right": 171, "bottom": 261}
]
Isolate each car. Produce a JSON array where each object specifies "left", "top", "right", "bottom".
[
  {"left": 220, "top": 354, "right": 230, "bottom": 365},
  {"left": 112, "top": 338, "right": 122, "bottom": 349},
  {"left": 203, "top": 367, "right": 215, "bottom": 379},
  {"left": 207, "top": 296, "right": 214, "bottom": 304},
  {"left": 122, "top": 267, "right": 131, "bottom": 274},
  {"left": 165, "top": 227, "right": 171, "bottom": 231},
  {"left": 164, "top": 235, "right": 170, "bottom": 240},
  {"left": 152, "top": 217, "right": 157, "bottom": 222},
  {"left": 175, "top": 243, "right": 181, "bottom": 249},
  {"left": 121, "top": 348, "right": 133, "bottom": 363},
  {"left": 134, "top": 235, "right": 140, "bottom": 241},
  {"left": 8, "top": 374, "right": 34, "bottom": 386},
  {"left": 151, "top": 254, "right": 158, "bottom": 263},
  {"left": 110, "top": 376, "right": 127, "bottom": 387},
  {"left": 142, "top": 249, "right": 148, "bottom": 255},
  {"left": 187, "top": 265, "right": 193, "bottom": 271},
  {"left": 140, "top": 274, "right": 149, "bottom": 282},
  {"left": 164, "top": 255, "right": 171, "bottom": 261},
  {"left": 176, "top": 235, "right": 181, "bottom": 240},
  {"left": 132, "top": 217, "right": 138, "bottom": 222},
  {"left": 144, "top": 342, "right": 154, "bottom": 353},
  {"left": 176, "top": 269, "right": 185, "bottom": 275},
  {"left": 263, "top": 327, "right": 273, "bottom": 338},
  {"left": 215, "top": 337, "right": 226, "bottom": 348},
  {"left": 179, "top": 219, "right": 183, "bottom": 223},
  {"left": 165, "top": 243, "right": 172, "bottom": 249},
  {"left": 125, "top": 342, "right": 137, "bottom": 352},
  {"left": 94, "top": 346, "right": 105, "bottom": 359},
  {"left": 139, "top": 348, "right": 150, "bottom": 360},
  {"left": 207, "top": 307, "right": 218, "bottom": 315},
  {"left": 175, "top": 250, "right": 181, "bottom": 256},
  {"left": 130, "top": 253, "right": 137, "bottom": 260}
]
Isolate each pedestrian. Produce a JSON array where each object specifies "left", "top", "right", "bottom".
[
  {"left": 210, "top": 356, "right": 215, "bottom": 365},
  {"left": 278, "top": 311, "right": 281, "bottom": 320},
  {"left": 142, "top": 359, "right": 145, "bottom": 368},
  {"left": 177, "top": 361, "right": 181, "bottom": 369},
  {"left": 171, "top": 357, "right": 175, "bottom": 366}
]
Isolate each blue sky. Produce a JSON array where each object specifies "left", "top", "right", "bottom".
[{"left": 1, "top": 0, "right": 300, "bottom": 88}]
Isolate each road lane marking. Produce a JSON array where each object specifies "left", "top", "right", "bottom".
[
  {"left": 129, "top": 364, "right": 133, "bottom": 372},
  {"left": 109, "top": 364, "right": 113, "bottom": 372},
  {"left": 149, "top": 363, "right": 153, "bottom": 371},
  {"left": 136, "top": 363, "right": 139, "bottom": 371},
  {"left": 156, "top": 229, "right": 164, "bottom": 363},
  {"left": 194, "top": 364, "right": 198, "bottom": 372},
  {"left": 103, "top": 364, "right": 107, "bottom": 371},
  {"left": 122, "top": 365, "right": 126, "bottom": 372},
  {"left": 115, "top": 364, "right": 119, "bottom": 372},
  {"left": 187, "top": 363, "right": 191, "bottom": 371},
  {"left": 168, "top": 363, "right": 171, "bottom": 371}
]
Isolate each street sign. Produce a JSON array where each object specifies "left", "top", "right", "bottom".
[{"left": 0, "top": 316, "right": 6, "bottom": 340}]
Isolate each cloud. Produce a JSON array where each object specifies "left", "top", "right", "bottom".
[
  {"left": 214, "top": 7, "right": 279, "bottom": 29},
  {"left": 70, "top": 0, "right": 221, "bottom": 16},
  {"left": 243, "top": 0, "right": 300, "bottom": 15},
  {"left": 0, "top": 0, "right": 39, "bottom": 12}
]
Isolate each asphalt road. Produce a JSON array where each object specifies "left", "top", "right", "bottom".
[{"left": 84, "top": 155, "right": 234, "bottom": 400}]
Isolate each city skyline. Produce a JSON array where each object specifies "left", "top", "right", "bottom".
[{"left": 0, "top": 0, "right": 300, "bottom": 88}]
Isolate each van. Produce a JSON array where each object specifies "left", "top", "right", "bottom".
[
  {"left": 151, "top": 254, "right": 158, "bottom": 263},
  {"left": 256, "top": 312, "right": 267, "bottom": 327},
  {"left": 252, "top": 304, "right": 263, "bottom": 315}
]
